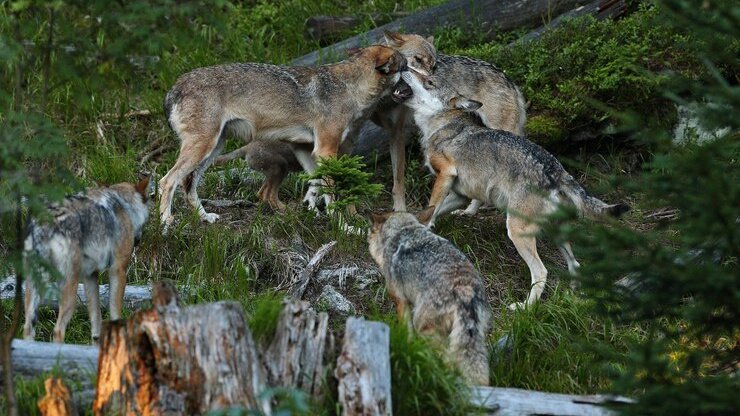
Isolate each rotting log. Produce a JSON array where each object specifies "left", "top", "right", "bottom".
[
  {"left": 0, "top": 276, "right": 151, "bottom": 311},
  {"left": 38, "top": 377, "right": 76, "bottom": 416},
  {"left": 93, "top": 281, "right": 269, "bottom": 415},
  {"left": 305, "top": 13, "right": 410, "bottom": 44},
  {"left": 471, "top": 386, "right": 634, "bottom": 416},
  {"left": 335, "top": 317, "right": 392, "bottom": 416},
  {"left": 291, "top": 0, "right": 586, "bottom": 66},
  {"left": 262, "top": 300, "right": 332, "bottom": 396}
]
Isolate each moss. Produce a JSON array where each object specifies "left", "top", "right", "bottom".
[{"left": 525, "top": 114, "right": 566, "bottom": 144}]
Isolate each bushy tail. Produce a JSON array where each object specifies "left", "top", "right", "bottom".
[
  {"left": 560, "top": 175, "right": 630, "bottom": 219},
  {"left": 449, "top": 299, "right": 490, "bottom": 386}
]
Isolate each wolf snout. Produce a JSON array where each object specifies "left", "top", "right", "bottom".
[{"left": 392, "top": 79, "right": 413, "bottom": 103}]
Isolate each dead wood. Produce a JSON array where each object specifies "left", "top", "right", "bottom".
[
  {"left": 289, "top": 241, "right": 337, "bottom": 300},
  {"left": 38, "top": 377, "right": 76, "bottom": 416},
  {"left": 93, "top": 280, "right": 269, "bottom": 415},
  {"left": 335, "top": 317, "right": 392, "bottom": 416}
]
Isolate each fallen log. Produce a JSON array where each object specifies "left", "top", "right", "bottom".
[
  {"left": 0, "top": 276, "right": 151, "bottom": 311},
  {"left": 305, "top": 12, "right": 410, "bottom": 44},
  {"left": 291, "top": 0, "right": 585, "bottom": 66},
  {"left": 471, "top": 386, "right": 633, "bottom": 415},
  {"left": 93, "top": 281, "right": 269, "bottom": 415},
  {"left": 335, "top": 317, "right": 392, "bottom": 416},
  {"left": 262, "top": 300, "right": 332, "bottom": 396}
]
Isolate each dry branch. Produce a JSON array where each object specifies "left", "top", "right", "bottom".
[
  {"left": 291, "top": 0, "right": 585, "bottom": 66},
  {"left": 289, "top": 241, "right": 337, "bottom": 300},
  {"left": 93, "top": 281, "right": 269, "bottom": 415},
  {"left": 335, "top": 317, "right": 392, "bottom": 416},
  {"left": 263, "top": 300, "right": 332, "bottom": 396}
]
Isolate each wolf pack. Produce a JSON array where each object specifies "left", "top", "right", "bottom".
[{"left": 21, "top": 32, "right": 629, "bottom": 386}]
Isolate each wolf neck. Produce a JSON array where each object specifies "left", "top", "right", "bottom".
[{"left": 414, "top": 109, "right": 467, "bottom": 148}]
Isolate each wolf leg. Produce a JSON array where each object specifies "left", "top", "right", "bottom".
[
  {"left": 506, "top": 214, "right": 548, "bottom": 310},
  {"left": 389, "top": 107, "right": 408, "bottom": 212},
  {"left": 184, "top": 133, "right": 226, "bottom": 223},
  {"left": 293, "top": 146, "right": 323, "bottom": 211},
  {"left": 427, "top": 169, "right": 457, "bottom": 228},
  {"left": 83, "top": 272, "right": 102, "bottom": 344},
  {"left": 458, "top": 199, "right": 483, "bottom": 216},
  {"left": 436, "top": 192, "right": 470, "bottom": 217},
  {"left": 159, "top": 120, "right": 226, "bottom": 226},
  {"left": 108, "top": 256, "right": 130, "bottom": 321},
  {"left": 23, "top": 277, "right": 41, "bottom": 340},
  {"left": 53, "top": 262, "right": 80, "bottom": 343},
  {"left": 558, "top": 242, "right": 581, "bottom": 290}
]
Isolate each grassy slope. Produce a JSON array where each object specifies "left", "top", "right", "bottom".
[{"left": 1, "top": 1, "right": 707, "bottom": 414}]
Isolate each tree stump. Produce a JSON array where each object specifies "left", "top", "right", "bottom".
[
  {"left": 93, "top": 281, "right": 269, "bottom": 415},
  {"left": 262, "top": 300, "right": 332, "bottom": 396},
  {"left": 335, "top": 318, "right": 392, "bottom": 416},
  {"left": 37, "top": 377, "right": 75, "bottom": 416}
]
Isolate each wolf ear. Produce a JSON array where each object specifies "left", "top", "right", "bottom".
[
  {"left": 383, "top": 31, "right": 405, "bottom": 47},
  {"left": 369, "top": 211, "right": 392, "bottom": 227},
  {"left": 451, "top": 97, "right": 483, "bottom": 112},
  {"left": 414, "top": 206, "right": 436, "bottom": 225},
  {"left": 375, "top": 49, "right": 397, "bottom": 74},
  {"left": 135, "top": 174, "right": 150, "bottom": 202},
  {"left": 425, "top": 35, "right": 434, "bottom": 45}
]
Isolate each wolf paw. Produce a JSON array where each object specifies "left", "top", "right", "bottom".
[
  {"left": 201, "top": 212, "right": 220, "bottom": 223},
  {"left": 303, "top": 187, "right": 322, "bottom": 212},
  {"left": 508, "top": 302, "right": 527, "bottom": 311}
]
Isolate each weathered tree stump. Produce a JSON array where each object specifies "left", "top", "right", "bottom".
[
  {"left": 38, "top": 377, "right": 75, "bottom": 416},
  {"left": 262, "top": 300, "right": 332, "bottom": 396},
  {"left": 335, "top": 317, "right": 392, "bottom": 416},
  {"left": 93, "top": 281, "right": 269, "bottom": 415}
]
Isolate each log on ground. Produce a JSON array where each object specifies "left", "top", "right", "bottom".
[{"left": 471, "top": 386, "right": 634, "bottom": 416}]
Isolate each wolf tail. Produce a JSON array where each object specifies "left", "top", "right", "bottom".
[
  {"left": 560, "top": 175, "right": 630, "bottom": 219},
  {"left": 449, "top": 296, "right": 490, "bottom": 386}
]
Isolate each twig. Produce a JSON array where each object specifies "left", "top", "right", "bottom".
[{"left": 289, "top": 241, "right": 337, "bottom": 300}]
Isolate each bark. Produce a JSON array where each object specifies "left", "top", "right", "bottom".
[
  {"left": 291, "top": 0, "right": 586, "bottom": 66},
  {"left": 470, "top": 386, "right": 634, "bottom": 415},
  {"left": 288, "top": 241, "right": 336, "bottom": 300},
  {"left": 92, "top": 281, "right": 269, "bottom": 415},
  {"left": 262, "top": 300, "right": 332, "bottom": 396},
  {"left": 38, "top": 377, "right": 76, "bottom": 416},
  {"left": 0, "top": 277, "right": 152, "bottom": 312},
  {"left": 335, "top": 318, "right": 392, "bottom": 416}
]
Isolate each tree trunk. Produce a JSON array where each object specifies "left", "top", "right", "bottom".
[
  {"left": 335, "top": 318, "right": 392, "bottom": 416},
  {"left": 470, "top": 386, "right": 634, "bottom": 415},
  {"left": 262, "top": 300, "right": 332, "bottom": 396},
  {"left": 93, "top": 281, "right": 269, "bottom": 415},
  {"left": 291, "top": 0, "right": 586, "bottom": 66}
]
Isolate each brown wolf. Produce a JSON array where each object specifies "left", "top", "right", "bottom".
[
  {"left": 395, "top": 71, "right": 629, "bottom": 309},
  {"left": 23, "top": 177, "right": 151, "bottom": 343},
  {"left": 368, "top": 207, "right": 491, "bottom": 385},
  {"left": 159, "top": 46, "right": 407, "bottom": 226}
]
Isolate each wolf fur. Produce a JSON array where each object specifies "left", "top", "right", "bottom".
[
  {"left": 159, "top": 45, "right": 407, "bottom": 226},
  {"left": 368, "top": 208, "right": 491, "bottom": 385},
  {"left": 23, "top": 177, "right": 150, "bottom": 343},
  {"left": 381, "top": 32, "right": 527, "bottom": 213},
  {"left": 397, "top": 70, "right": 629, "bottom": 309}
]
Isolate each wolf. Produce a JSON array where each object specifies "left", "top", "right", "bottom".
[
  {"left": 380, "top": 31, "right": 527, "bottom": 214},
  {"left": 368, "top": 207, "right": 491, "bottom": 385},
  {"left": 395, "top": 71, "right": 629, "bottom": 309},
  {"left": 23, "top": 176, "right": 151, "bottom": 343},
  {"left": 159, "top": 45, "right": 407, "bottom": 226}
]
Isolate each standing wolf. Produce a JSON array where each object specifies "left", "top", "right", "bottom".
[
  {"left": 395, "top": 71, "right": 629, "bottom": 309},
  {"left": 159, "top": 45, "right": 407, "bottom": 226},
  {"left": 23, "top": 177, "right": 150, "bottom": 343},
  {"left": 368, "top": 208, "right": 491, "bottom": 385},
  {"left": 381, "top": 31, "right": 527, "bottom": 213}
]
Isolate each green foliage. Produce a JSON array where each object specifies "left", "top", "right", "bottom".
[
  {"left": 455, "top": 4, "right": 717, "bottom": 143},
  {"left": 247, "top": 292, "right": 284, "bottom": 346},
  {"left": 489, "top": 289, "right": 644, "bottom": 393},
  {"left": 385, "top": 318, "right": 472, "bottom": 416},
  {"left": 524, "top": 114, "right": 566, "bottom": 144},
  {"left": 543, "top": 1, "right": 740, "bottom": 414},
  {"left": 302, "top": 155, "right": 383, "bottom": 211}
]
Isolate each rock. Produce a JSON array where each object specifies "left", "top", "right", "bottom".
[
  {"left": 315, "top": 264, "right": 381, "bottom": 291},
  {"left": 317, "top": 285, "right": 356, "bottom": 315},
  {"left": 673, "top": 103, "right": 730, "bottom": 144}
]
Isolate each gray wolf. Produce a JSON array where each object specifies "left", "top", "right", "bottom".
[
  {"left": 159, "top": 46, "right": 407, "bottom": 226},
  {"left": 395, "top": 70, "right": 629, "bottom": 309},
  {"left": 368, "top": 208, "right": 491, "bottom": 385},
  {"left": 23, "top": 176, "right": 151, "bottom": 343},
  {"left": 381, "top": 32, "right": 527, "bottom": 214}
]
